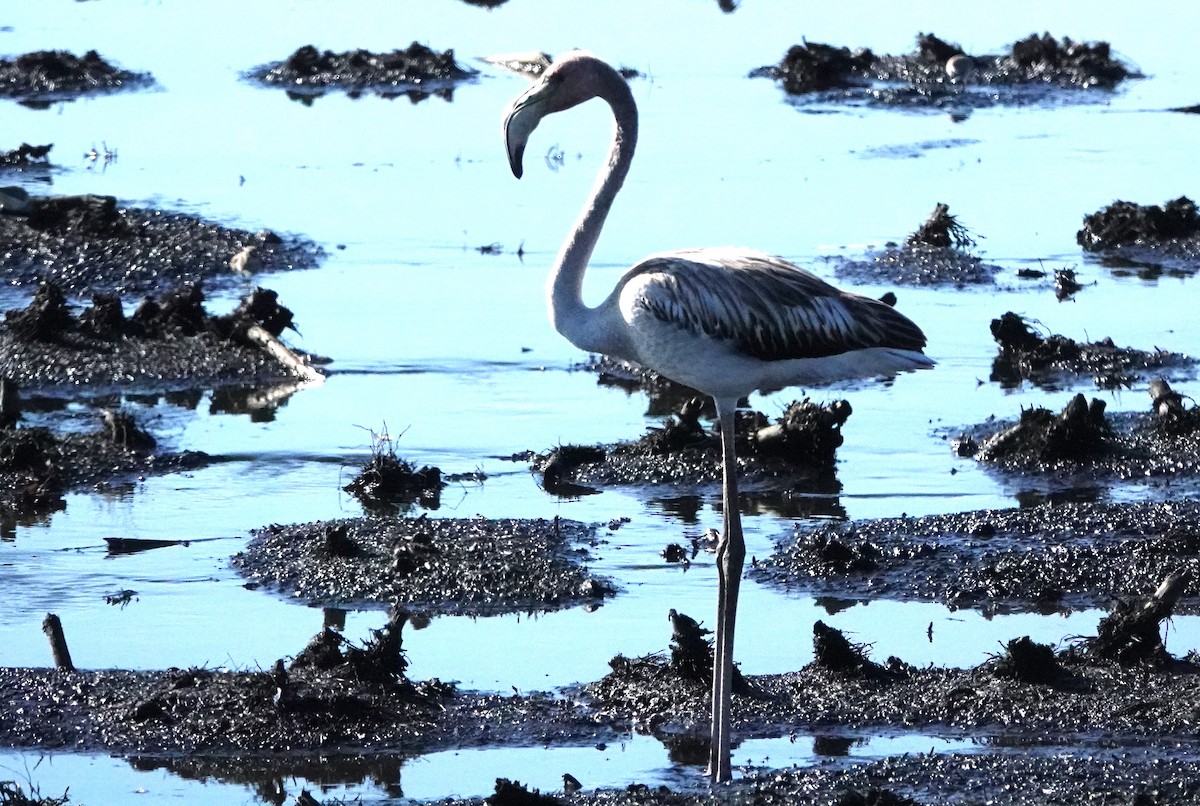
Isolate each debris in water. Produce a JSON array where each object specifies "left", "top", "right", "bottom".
[
  {"left": 906, "top": 202, "right": 975, "bottom": 249},
  {"left": 990, "top": 636, "right": 1063, "bottom": 684},
  {"left": 988, "top": 311, "right": 1191, "bottom": 389},
  {"left": 1088, "top": 570, "right": 1190, "bottom": 665},
  {"left": 343, "top": 428, "right": 444, "bottom": 515}
]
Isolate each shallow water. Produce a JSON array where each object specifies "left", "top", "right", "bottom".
[{"left": 3, "top": 0, "right": 1200, "bottom": 801}]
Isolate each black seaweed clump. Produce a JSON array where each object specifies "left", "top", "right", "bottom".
[
  {"left": 758, "top": 31, "right": 1139, "bottom": 108},
  {"left": 0, "top": 143, "right": 52, "bottom": 170},
  {"left": 974, "top": 393, "right": 1111, "bottom": 465},
  {"left": 0, "top": 780, "right": 71, "bottom": 805},
  {"left": 1077, "top": 197, "right": 1200, "bottom": 251},
  {"left": 0, "top": 281, "right": 315, "bottom": 394},
  {"left": 249, "top": 42, "right": 477, "bottom": 97},
  {"left": 3, "top": 281, "right": 295, "bottom": 345},
  {"left": 343, "top": 430, "right": 445, "bottom": 514},
  {"left": 667, "top": 608, "right": 747, "bottom": 688},
  {"left": 835, "top": 203, "right": 999, "bottom": 286},
  {"left": 989, "top": 311, "right": 1193, "bottom": 390},
  {"left": 769, "top": 41, "right": 875, "bottom": 94},
  {"left": 813, "top": 620, "right": 901, "bottom": 680},
  {"left": 0, "top": 50, "right": 152, "bottom": 99},
  {"left": 1004, "top": 33, "right": 1134, "bottom": 88},
  {"left": 486, "top": 778, "right": 562, "bottom": 806},
  {"left": 991, "top": 636, "right": 1064, "bottom": 684},
  {"left": 906, "top": 203, "right": 975, "bottom": 249}
]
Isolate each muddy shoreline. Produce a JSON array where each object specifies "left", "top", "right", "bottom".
[{"left": 2, "top": 613, "right": 1199, "bottom": 804}]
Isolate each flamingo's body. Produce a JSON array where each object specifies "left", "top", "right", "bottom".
[{"left": 502, "top": 52, "right": 933, "bottom": 784}]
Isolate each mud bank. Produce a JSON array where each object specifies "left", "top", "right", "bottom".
[
  {"left": 3, "top": 614, "right": 1200, "bottom": 804},
  {"left": 756, "top": 32, "right": 1140, "bottom": 110},
  {"left": 0, "top": 284, "right": 319, "bottom": 395},
  {"left": 246, "top": 43, "right": 477, "bottom": 101},
  {"left": 532, "top": 399, "right": 850, "bottom": 494},
  {"left": 753, "top": 498, "right": 1200, "bottom": 613},
  {"left": 833, "top": 204, "right": 1002, "bottom": 286},
  {"left": 1078, "top": 196, "right": 1200, "bottom": 274},
  {"left": 0, "top": 50, "right": 152, "bottom": 102},
  {"left": 0, "top": 192, "right": 322, "bottom": 294},
  {"left": 444, "top": 751, "right": 1200, "bottom": 806},
  {"left": 231, "top": 516, "right": 614, "bottom": 614},
  {"left": 989, "top": 311, "right": 1195, "bottom": 389}
]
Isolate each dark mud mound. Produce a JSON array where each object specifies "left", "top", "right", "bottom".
[
  {"left": 955, "top": 388, "right": 1200, "bottom": 488},
  {"left": 0, "top": 142, "right": 52, "bottom": 170},
  {"left": 753, "top": 498, "right": 1200, "bottom": 613},
  {"left": 0, "top": 410, "right": 207, "bottom": 525},
  {"left": 0, "top": 192, "right": 322, "bottom": 294},
  {"left": 989, "top": 311, "right": 1193, "bottom": 389},
  {"left": 0, "top": 50, "right": 152, "bottom": 102},
  {"left": 756, "top": 32, "right": 1140, "bottom": 112},
  {"left": 247, "top": 43, "right": 478, "bottom": 101},
  {"left": 534, "top": 399, "right": 848, "bottom": 493},
  {"left": 833, "top": 203, "right": 1001, "bottom": 286},
  {"left": 232, "top": 515, "right": 614, "bottom": 615},
  {"left": 1077, "top": 196, "right": 1200, "bottom": 273},
  {"left": 972, "top": 393, "right": 1112, "bottom": 466},
  {"left": 0, "top": 283, "right": 319, "bottom": 394}
]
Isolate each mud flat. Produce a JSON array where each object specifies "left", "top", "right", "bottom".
[
  {"left": 0, "top": 412, "right": 207, "bottom": 527},
  {"left": 754, "top": 498, "right": 1200, "bottom": 613},
  {"left": 232, "top": 516, "right": 614, "bottom": 615},
  {"left": 2, "top": 610, "right": 1200, "bottom": 804},
  {"left": 0, "top": 192, "right": 322, "bottom": 294}
]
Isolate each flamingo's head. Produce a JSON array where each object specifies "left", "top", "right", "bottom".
[{"left": 502, "top": 51, "right": 613, "bottom": 179}]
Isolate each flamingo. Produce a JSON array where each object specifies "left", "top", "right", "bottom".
[{"left": 502, "top": 51, "right": 933, "bottom": 784}]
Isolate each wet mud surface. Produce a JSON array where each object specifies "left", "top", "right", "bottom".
[
  {"left": 231, "top": 516, "right": 614, "bottom": 615},
  {"left": 531, "top": 399, "right": 849, "bottom": 495},
  {"left": 0, "top": 50, "right": 152, "bottom": 102},
  {"left": 0, "top": 283, "right": 318, "bottom": 395},
  {"left": 753, "top": 498, "right": 1200, "bottom": 614},
  {"left": 1078, "top": 196, "right": 1200, "bottom": 275},
  {"left": 831, "top": 204, "right": 1003, "bottom": 286},
  {"left": 246, "top": 43, "right": 477, "bottom": 101},
  {"left": 989, "top": 310, "right": 1196, "bottom": 389},
  {"left": 3, "top": 611, "right": 1200, "bottom": 804},
  {"left": 0, "top": 192, "right": 323, "bottom": 294},
  {"left": 755, "top": 32, "right": 1141, "bottom": 111}
]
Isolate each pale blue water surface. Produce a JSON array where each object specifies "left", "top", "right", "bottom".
[{"left": 2, "top": 0, "right": 1200, "bottom": 802}]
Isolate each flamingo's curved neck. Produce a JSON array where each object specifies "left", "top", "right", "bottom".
[{"left": 547, "top": 71, "right": 638, "bottom": 357}]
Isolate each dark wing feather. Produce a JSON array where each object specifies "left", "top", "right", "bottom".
[{"left": 628, "top": 250, "right": 927, "bottom": 361}]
